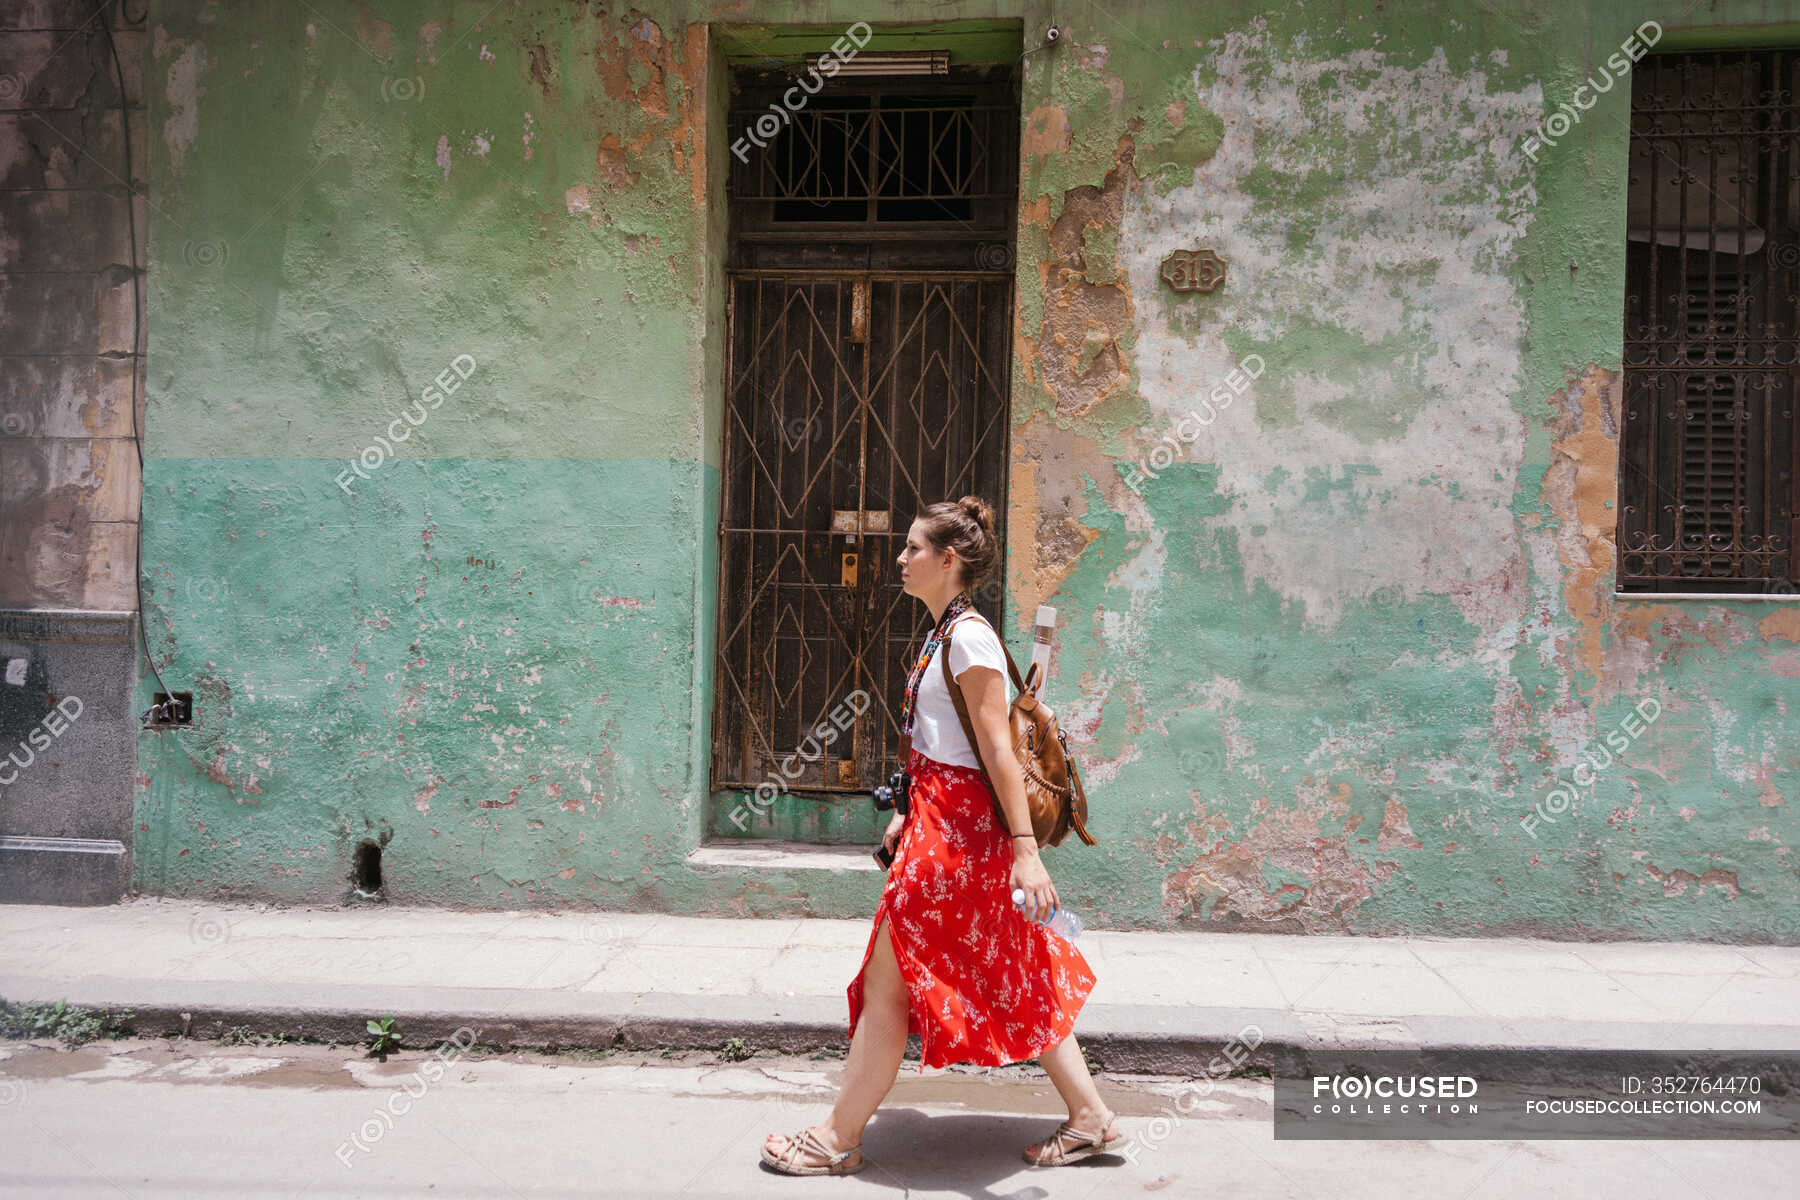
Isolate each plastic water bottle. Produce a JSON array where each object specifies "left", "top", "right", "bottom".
[{"left": 1012, "top": 887, "right": 1083, "bottom": 939}]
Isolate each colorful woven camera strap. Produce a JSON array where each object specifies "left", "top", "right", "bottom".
[{"left": 899, "top": 590, "right": 973, "bottom": 739}]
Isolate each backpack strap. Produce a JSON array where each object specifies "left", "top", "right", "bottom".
[
  {"left": 944, "top": 613, "right": 1028, "bottom": 693},
  {"left": 940, "top": 628, "right": 990, "bottom": 782},
  {"left": 898, "top": 614, "right": 1000, "bottom": 769},
  {"left": 941, "top": 613, "right": 1098, "bottom": 847},
  {"left": 1064, "top": 752, "right": 1097, "bottom": 845},
  {"left": 939, "top": 616, "right": 1029, "bottom": 784}
]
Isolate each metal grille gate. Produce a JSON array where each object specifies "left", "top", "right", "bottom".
[
  {"left": 712, "top": 272, "right": 1012, "bottom": 798},
  {"left": 711, "top": 67, "right": 1018, "bottom": 818},
  {"left": 711, "top": 68, "right": 1019, "bottom": 830}
]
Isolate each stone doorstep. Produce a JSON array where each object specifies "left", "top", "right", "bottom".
[{"left": 688, "top": 841, "right": 880, "bottom": 871}]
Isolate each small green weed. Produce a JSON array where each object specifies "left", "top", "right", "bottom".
[
  {"left": 0, "top": 998, "right": 135, "bottom": 1047},
  {"left": 365, "top": 1014, "right": 402, "bottom": 1060}
]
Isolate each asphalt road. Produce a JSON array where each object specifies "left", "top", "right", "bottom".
[{"left": 1, "top": 1038, "right": 1792, "bottom": 1198}]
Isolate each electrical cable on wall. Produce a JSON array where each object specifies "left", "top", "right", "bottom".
[{"left": 101, "top": 0, "right": 178, "bottom": 727}]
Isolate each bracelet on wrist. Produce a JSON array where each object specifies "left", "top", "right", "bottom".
[{"left": 1011, "top": 832, "right": 1034, "bottom": 839}]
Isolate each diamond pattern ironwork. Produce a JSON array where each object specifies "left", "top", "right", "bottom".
[{"left": 712, "top": 273, "right": 1013, "bottom": 794}]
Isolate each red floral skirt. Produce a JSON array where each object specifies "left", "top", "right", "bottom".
[{"left": 846, "top": 747, "right": 1097, "bottom": 1071}]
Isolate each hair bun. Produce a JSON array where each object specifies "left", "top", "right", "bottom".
[{"left": 957, "top": 495, "right": 994, "bottom": 534}]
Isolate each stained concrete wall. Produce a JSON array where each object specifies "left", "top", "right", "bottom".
[
  {"left": 0, "top": 0, "right": 145, "bottom": 608},
  {"left": 0, "top": 0, "right": 147, "bottom": 902},
  {"left": 128, "top": 1, "right": 1799, "bottom": 940}
]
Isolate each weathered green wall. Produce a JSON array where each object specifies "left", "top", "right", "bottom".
[
  {"left": 138, "top": 1, "right": 1799, "bottom": 940},
  {"left": 139, "top": 1, "right": 724, "bottom": 907}
]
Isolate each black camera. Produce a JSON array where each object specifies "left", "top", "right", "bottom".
[
  {"left": 872, "top": 767, "right": 911, "bottom": 817},
  {"left": 871, "top": 766, "right": 911, "bottom": 870}
]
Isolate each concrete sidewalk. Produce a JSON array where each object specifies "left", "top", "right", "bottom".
[{"left": 3, "top": 898, "right": 1797, "bottom": 1079}]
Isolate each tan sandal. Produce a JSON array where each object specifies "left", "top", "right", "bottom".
[
  {"left": 761, "top": 1126, "right": 865, "bottom": 1176},
  {"left": 1023, "top": 1110, "right": 1122, "bottom": 1166}
]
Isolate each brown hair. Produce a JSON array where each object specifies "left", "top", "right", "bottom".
[{"left": 917, "top": 495, "right": 998, "bottom": 591}]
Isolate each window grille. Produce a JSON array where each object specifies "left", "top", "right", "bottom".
[{"left": 1619, "top": 47, "right": 1799, "bottom": 593}]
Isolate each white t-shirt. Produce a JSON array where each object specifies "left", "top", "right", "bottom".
[{"left": 910, "top": 613, "right": 1014, "bottom": 770}]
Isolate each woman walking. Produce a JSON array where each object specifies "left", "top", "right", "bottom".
[{"left": 761, "top": 495, "right": 1122, "bottom": 1176}]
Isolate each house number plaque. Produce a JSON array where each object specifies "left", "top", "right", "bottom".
[{"left": 1160, "top": 247, "right": 1228, "bottom": 293}]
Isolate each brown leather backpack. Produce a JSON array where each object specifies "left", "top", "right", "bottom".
[{"left": 940, "top": 615, "right": 1096, "bottom": 849}]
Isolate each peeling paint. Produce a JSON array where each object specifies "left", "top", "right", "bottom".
[
  {"left": 130, "top": 1, "right": 1800, "bottom": 939},
  {"left": 153, "top": 30, "right": 204, "bottom": 177}
]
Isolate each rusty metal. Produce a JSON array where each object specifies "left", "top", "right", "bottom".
[
  {"left": 727, "top": 70, "right": 1018, "bottom": 274},
  {"left": 1619, "top": 48, "right": 1800, "bottom": 593},
  {"left": 850, "top": 277, "right": 870, "bottom": 343},
  {"left": 713, "top": 72, "right": 1018, "bottom": 797},
  {"left": 829, "top": 508, "right": 889, "bottom": 535},
  {"left": 729, "top": 94, "right": 1012, "bottom": 212},
  {"left": 711, "top": 273, "right": 1013, "bottom": 793}
]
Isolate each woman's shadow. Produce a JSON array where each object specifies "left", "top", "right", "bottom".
[{"left": 757, "top": 1106, "right": 1127, "bottom": 1191}]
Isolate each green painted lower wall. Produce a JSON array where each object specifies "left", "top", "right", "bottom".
[
  {"left": 135, "top": 457, "right": 715, "bottom": 906},
  {"left": 128, "top": 0, "right": 1800, "bottom": 940}
]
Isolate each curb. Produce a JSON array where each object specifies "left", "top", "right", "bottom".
[{"left": 7, "top": 978, "right": 1800, "bottom": 1084}]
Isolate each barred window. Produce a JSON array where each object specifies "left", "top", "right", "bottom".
[
  {"left": 1620, "top": 47, "right": 1799, "bottom": 595},
  {"left": 727, "top": 74, "right": 1016, "bottom": 243}
]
